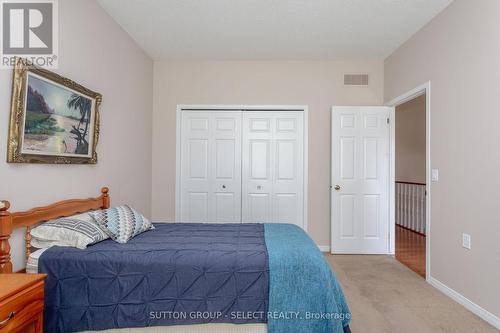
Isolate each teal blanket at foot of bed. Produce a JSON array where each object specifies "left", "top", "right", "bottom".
[{"left": 264, "top": 224, "right": 351, "bottom": 333}]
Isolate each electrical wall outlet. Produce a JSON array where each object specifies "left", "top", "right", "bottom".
[{"left": 462, "top": 233, "right": 471, "bottom": 250}]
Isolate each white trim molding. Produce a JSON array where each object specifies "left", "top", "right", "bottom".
[
  {"left": 175, "top": 104, "right": 309, "bottom": 231},
  {"left": 386, "top": 81, "right": 431, "bottom": 281},
  {"left": 317, "top": 245, "right": 330, "bottom": 252},
  {"left": 428, "top": 277, "right": 500, "bottom": 330}
]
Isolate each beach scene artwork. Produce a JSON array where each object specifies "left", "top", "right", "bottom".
[{"left": 22, "top": 73, "right": 95, "bottom": 157}]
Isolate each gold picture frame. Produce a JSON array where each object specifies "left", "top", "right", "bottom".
[{"left": 7, "top": 57, "right": 102, "bottom": 164}]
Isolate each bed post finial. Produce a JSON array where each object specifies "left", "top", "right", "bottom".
[
  {"left": 101, "top": 187, "right": 110, "bottom": 209},
  {"left": 0, "top": 200, "right": 13, "bottom": 273}
]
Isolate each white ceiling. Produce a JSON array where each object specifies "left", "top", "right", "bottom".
[{"left": 98, "top": 0, "right": 452, "bottom": 61}]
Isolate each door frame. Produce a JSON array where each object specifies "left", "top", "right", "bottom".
[
  {"left": 175, "top": 104, "right": 309, "bottom": 231},
  {"left": 386, "top": 81, "right": 431, "bottom": 281}
]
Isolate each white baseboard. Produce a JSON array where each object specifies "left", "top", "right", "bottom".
[
  {"left": 428, "top": 276, "right": 500, "bottom": 330},
  {"left": 318, "top": 245, "right": 330, "bottom": 252}
]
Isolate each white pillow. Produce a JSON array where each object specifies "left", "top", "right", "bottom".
[{"left": 31, "top": 212, "right": 109, "bottom": 249}]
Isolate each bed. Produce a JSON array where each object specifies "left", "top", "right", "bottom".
[{"left": 0, "top": 188, "right": 351, "bottom": 333}]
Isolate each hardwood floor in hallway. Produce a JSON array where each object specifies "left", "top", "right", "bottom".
[{"left": 395, "top": 225, "right": 426, "bottom": 278}]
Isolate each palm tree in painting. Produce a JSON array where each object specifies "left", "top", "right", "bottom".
[{"left": 67, "top": 93, "right": 91, "bottom": 154}]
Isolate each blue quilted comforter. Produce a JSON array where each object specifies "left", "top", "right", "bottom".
[
  {"left": 265, "top": 224, "right": 351, "bottom": 333},
  {"left": 38, "top": 223, "right": 351, "bottom": 333}
]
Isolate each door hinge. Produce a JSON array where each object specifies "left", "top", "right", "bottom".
[{"left": 386, "top": 118, "right": 390, "bottom": 124}]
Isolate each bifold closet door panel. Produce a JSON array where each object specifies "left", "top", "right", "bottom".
[
  {"left": 274, "top": 112, "right": 304, "bottom": 227},
  {"left": 212, "top": 112, "right": 242, "bottom": 222},
  {"left": 180, "top": 111, "right": 242, "bottom": 222},
  {"left": 180, "top": 111, "right": 210, "bottom": 222},
  {"left": 241, "top": 112, "right": 304, "bottom": 228},
  {"left": 241, "top": 113, "right": 273, "bottom": 223}
]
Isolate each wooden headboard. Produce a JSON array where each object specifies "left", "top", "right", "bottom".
[{"left": 0, "top": 187, "right": 110, "bottom": 273}]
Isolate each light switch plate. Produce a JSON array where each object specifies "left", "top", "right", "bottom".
[
  {"left": 431, "top": 169, "right": 439, "bottom": 182},
  {"left": 462, "top": 233, "right": 471, "bottom": 250}
]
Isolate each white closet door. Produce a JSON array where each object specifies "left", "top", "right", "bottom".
[
  {"left": 241, "top": 111, "right": 304, "bottom": 228},
  {"left": 180, "top": 111, "right": 241, "bottom": 222},
  {"left": 211, "top": 112, "right": 242, "bottom": 222},
  {"left": 274, "top": 113, "right": 304, "bottom": 226}
]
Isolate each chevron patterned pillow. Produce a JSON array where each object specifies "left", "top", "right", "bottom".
[{"left": 90, "top": 205, "right": 154, "bottom": 243}]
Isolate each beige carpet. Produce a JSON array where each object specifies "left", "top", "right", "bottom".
[{"left": 326, "top": 254, "right": 499, "bottom": 333}]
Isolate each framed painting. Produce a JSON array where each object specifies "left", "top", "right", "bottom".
[{"left": 7, "top": 57, "right": 102, "bottom": 164}]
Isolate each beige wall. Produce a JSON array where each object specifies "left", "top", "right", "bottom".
[
  {"left": 152, "top": 60, "right": 384, "bottom": 246},
  {"left": 395, "top": 95, "right": 426, "bottom": 184},
  {"left": 385, "top": 0, "right": 500, "bottom": 319},
  {"left": 0, "top": 0, "right": 153, "bottom": 271}
]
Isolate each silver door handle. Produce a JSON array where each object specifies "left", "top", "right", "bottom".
[{"left": 334, "top": 185, "right": 341, "bottom": 191}]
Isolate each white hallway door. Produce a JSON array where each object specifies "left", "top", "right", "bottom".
[
  {"left": 179, "top": 109, "right": 305, "bottom": 228},
  {"left": 331, "top": 107, "right": 391, "bottom": 254},
  {"left": 180, "top": 111, "right": 242, "bottom": 222},
  {"left": 242, "top": 112, "right": 304, "bottom": 226}
]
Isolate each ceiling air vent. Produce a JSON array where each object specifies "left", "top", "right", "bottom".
[{"left": 344, "top": 74, "right": 369, "bottom": 86}]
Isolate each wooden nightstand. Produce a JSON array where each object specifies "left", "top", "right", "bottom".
[{"left": 0, "top": 274, "right": 46, "bottom": 333}]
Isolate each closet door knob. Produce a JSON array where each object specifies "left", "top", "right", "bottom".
[
  {"left": 222, "top": 185, "right": 226, "bottom": 189},
  {"left": 334, "top": 185, "right": 341, "bottom": 191}
]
